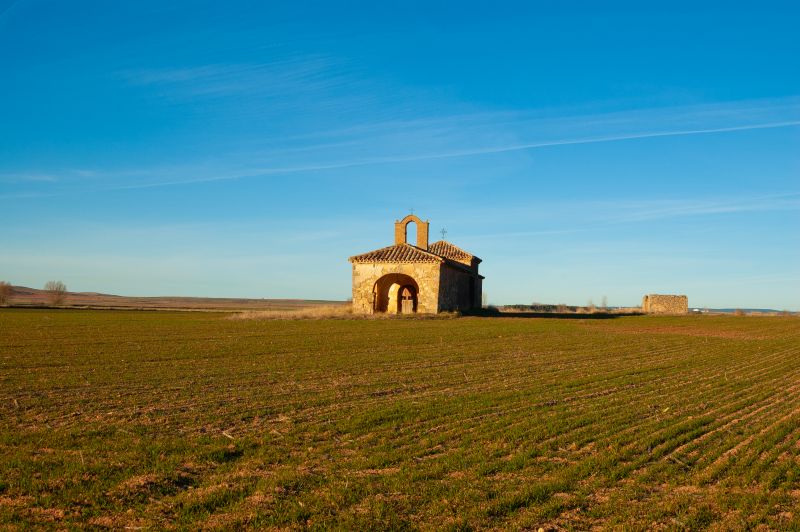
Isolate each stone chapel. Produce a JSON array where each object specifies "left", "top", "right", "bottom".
[{"left": 349, "top": 214, "right": 484, "bottom": 314}]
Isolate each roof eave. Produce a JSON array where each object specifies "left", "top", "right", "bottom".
[{"left": 348, "top": 243, "right": 447, "bottom": 264}]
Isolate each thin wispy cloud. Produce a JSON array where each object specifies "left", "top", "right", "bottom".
[
  {"left": 280, "top": 95, "right": 800, "bottom": 142},
  {"left": 7, "top": 95, "right": 800, "bottom": 193},
  {"left": 0, "top": 172, "right": 60, "bottom": 183},
  {"left": 0, "top": 0, "right": 22, "bottom": 25},
  {"left": 110, "top": 110, "right": 800, "bottom": 190},
  {"left": 460, "top": 192, "right": 800, "bottom": 242},
  {"left": 601, "top": 192, "right": 800, "bottom": 224},
  {"left": 119, "top": 57, "right": 347, "bottom": 99}
]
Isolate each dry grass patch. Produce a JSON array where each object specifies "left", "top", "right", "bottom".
[
  {"left": 229, "top": 305, "right": 461, "bottom": 320},
  {"left": 229, "top": 304, "right": 354, "bottom": 320}
]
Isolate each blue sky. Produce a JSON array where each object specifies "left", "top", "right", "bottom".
[{"left": 1, "top": 1, "right": 798, "bottom": 309}]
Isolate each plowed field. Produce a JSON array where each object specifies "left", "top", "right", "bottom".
[{"left": 2, "top": 310, "right": 799, "bottom": 529}]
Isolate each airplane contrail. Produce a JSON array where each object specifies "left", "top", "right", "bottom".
[{"left": 113, "top": 119, "right": 800, "bottom": 190}]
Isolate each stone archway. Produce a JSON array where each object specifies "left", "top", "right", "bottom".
[{"left": 372, "top": 273, "right": 419, "bottom": 314}]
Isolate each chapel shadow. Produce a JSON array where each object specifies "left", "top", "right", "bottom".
[{"left": 461, "top": 308, "right": 643, "bottom": 320}]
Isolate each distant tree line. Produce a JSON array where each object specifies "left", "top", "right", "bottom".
[{"left": 0, "top": 280, "right": 68, "bottom": 307}]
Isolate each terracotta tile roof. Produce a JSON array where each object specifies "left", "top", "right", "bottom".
[
  {"left": 428, "top": 241, "right": 481, "bottom": 262},
  {"left": 349, "top": 243, "right": 444, "bottom": 263}
]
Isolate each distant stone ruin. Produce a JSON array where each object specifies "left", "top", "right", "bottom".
[{"left": 642, "top": 294, "right": 688, "bottom": 314}]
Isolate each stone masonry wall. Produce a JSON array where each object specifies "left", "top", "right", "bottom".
[
  {"left": 438, "top": 265, "right": 481, "bottom": 312},
  {"left": 642, "top": 294, "right": 688, "bottom": 314},
  {"left": 352, "top": 262, "right": 441, "bottom": 314}
]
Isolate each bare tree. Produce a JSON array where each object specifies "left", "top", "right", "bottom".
[
  {"left": 0, "top": 281, "right": 11, "bottom": 305},
  {"left": 601, "top": 295, "right": 608, "bottom": 310},
  {"left": 44, "top": 280, "right": 67, "bottom": 306}
]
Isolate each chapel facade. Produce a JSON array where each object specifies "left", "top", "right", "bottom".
[{"left": 349, "top": 215, "right": 484, "bottom": 314}]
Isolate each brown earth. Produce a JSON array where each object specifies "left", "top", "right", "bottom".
[{"left": 3, "top": 285, "right": 345, "bottom": 311}]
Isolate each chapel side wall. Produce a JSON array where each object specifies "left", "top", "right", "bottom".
[
  {"left": 438, "top": 265, "right": 477, "bottom": 312},
  {"left": 474, "top": 277, "right": 483, "bottom": 309},
  {"left": 437, "top": 266, "right": 455, "bottom": 311},
  {"left": 351, "top": 262, "right": 441, "bottom": 314}
]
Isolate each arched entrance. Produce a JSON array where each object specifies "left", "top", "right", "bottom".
[{"left": 372, "top": 274, "right": 419, "bottom": 314}]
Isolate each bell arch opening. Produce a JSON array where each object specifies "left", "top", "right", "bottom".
[
  {"left": 394, "top": 214, "right": 429, "bottom": 250},
  {"left": 372, "top": 273, "right": 419, "bottom": 314},
  {"left": 405, "top": 222, "right": 417, "bottom": 247}
]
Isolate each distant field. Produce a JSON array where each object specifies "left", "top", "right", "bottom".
[
  {"left": 2, "top": 310, "right": 799, "bottom": 529},
  {"left": 5, "top": 285, "right": 344, "bottom": 311}
]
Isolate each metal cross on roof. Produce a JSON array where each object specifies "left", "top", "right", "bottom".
[{"left": 440, "top": 228, "right": 448, "bottom": 239}]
